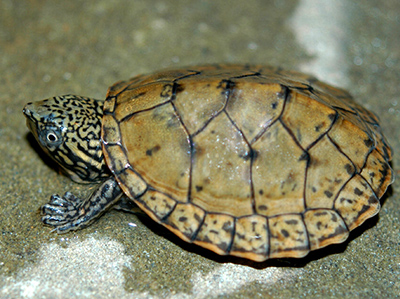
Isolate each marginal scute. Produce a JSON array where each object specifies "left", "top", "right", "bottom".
[
  {"left": 164, "top": 203, "right": 205, "bottom": 241},
  {"left": 231, "top": 215, "right": 269, "bottom": 261},
  {"left": 103, "top": 97, "right": 115, "bottom": 114},
  {"left": 117, "top": 168, "right": 147, "bottom": 198},
  {"left": 335, "top": 175, "right": 380, "bottom": 230},
  {"left": 139, "top": 190, "right": 176, "bottom": 220},
  {"left": 104, "top": 144, "right": 129, "bottom": 173},
  {"left": 361, "top": 149, "right": 394, "bottom": 198},
  {"left": 101, "top": 64, "right": 393, "bottom": 262},
  {"left": 268, "top": 214, "right": 309, "bottom": 258},
  {"left": 102, "top": 115, "right": 121, "bottom": 144},
  {"left": 195, "top": 213, "right": 235, "bottom": 255},
  {"left": 304, "top": 209, "right": 349, "bottom": 250}
]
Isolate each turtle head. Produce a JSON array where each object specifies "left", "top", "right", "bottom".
[{"left": 23, "top": 95, "right": 109, "bottom": 183}]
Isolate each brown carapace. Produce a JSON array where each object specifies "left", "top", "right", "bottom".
[{"left": 25, "top": 64, "right": 393, "bottom": 262}]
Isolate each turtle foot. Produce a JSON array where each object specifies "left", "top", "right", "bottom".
[
  {"left": 41, "top": 192, "right": 85, "bottom": 233},
  {"left": 40, "top": 177, "right": 123, "bottom": 233}
]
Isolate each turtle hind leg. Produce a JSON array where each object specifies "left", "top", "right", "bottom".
[{"left": 41, "top": 177, "right": 123, "bottom": 233}]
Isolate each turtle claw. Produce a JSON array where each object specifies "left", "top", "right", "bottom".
[{"left": 41, "top": 192, "right": 84, "bottom": 233}]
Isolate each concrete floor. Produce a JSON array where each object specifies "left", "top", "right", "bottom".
[{"left": 1, "top": 0, "right": 399, "bottom": 298}]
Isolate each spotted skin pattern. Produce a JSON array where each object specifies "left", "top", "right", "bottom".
[
  {"left": 24, "top": 95, "right": 109, "bottom": 183},
  {"left": 24, "top": 65, "right": 394, "bottom": 262}
]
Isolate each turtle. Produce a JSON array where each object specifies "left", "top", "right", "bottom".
[{"left": 23, "top": 64, "right": 394, "bottom": 262}]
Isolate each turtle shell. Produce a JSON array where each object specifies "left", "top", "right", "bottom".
[{"left": 101, "top": 64, "right": 393, "bottom": 262}]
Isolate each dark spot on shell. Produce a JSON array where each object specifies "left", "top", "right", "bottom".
[
  {"left": 315, "top": 123, "right": 324, "bottom": 132},
  {"left": 285, "top": 219, "right": 298, "bottom": 225},
  {"left": 324, "top": 190, "right": 333, "bottom": 198},
  {"left": 368, "top": 195, "right": 378, "bottom": 204},
  {"left": 344, "top": 163, "right": 354, "bottom": 175},
  {"left": 312, "top": 187, "right": 317, "bottom": 193},
  {"left": 175, "top": 83, "right": 185, "bottom": 94},
  {"left": 258, "top": 205, "right": 268, "bottom": 211},
  {"left": 316, "top": 221, "right": 323, "bottom": 230},
  {"left": 354, "top": 188, "right": 363, "bottom": 196},
  {"left": 240, "top": 149, "right": 257, "bottom": 161},
  {"left": 146, "top": 145, "right": 161, "bottom": 156},
  {"left": 299, "top": 152, "right": 309, "bottom": 161},
  {"left": 281, "top": 229, "right": 290, "bottom": 238},
  {"left": 271, "top": 102, "right": 278, "bottom": 109},
  {"left": 259, "top": 189, "right": 264, "bottom": 195},
  {"left": 315, "top": 211, "right": 328, "bottom": 217},
  {"left": 328, "top": 113, "right": 337, "bottom": 121},
  {"left": 364, "top": 138, "right": 374, "bottom": 148},
  {"left": 194, "top": 213, "right": 203, "bottom": 223},
  {"left": 330, "top": 213, "right": 338, "bottom": 222},
  {"left": 222, "top": 221, "right": 233, "bottom": 232},
  {"left": 236, "top": 232, "right": 246, "bottom": 240},
  {"left": 160, "top": 84, "right": 173, "bottom": 98},
  {"left": 179, "top": 216, "right": 188, "bottom": 222},
  {"left": 195, "top": 185, "right": 203, "bottom": 192}
]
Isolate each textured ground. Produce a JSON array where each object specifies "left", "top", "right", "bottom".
[{"left": 1, "top": 1, "right": 399, "bottom": 298}]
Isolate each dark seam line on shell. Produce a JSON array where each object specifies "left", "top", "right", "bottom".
[
  {"left": 265, "top": 217, "right": 271, "bottom": 259},
  {"left": 331, "top": 174, "right": 356, "bottom": 213},
  {"left": 249, "top": 84, "right": 290, "bottom": 145},
  {"left": 173, "top": 70, "right": 203, "bottom": 82},
  {"left": 168, "top": 82, "right": 193, "bottom": 203},
  {"left": 277, "top": 90, "right": 310, "bottom": 211},
  {"left": 113, "top": 80, "right": 140, "bottom": 97},
  {"left": 191, "top": 79, "right": 234, "bottom": 138},
  {"left": 331, "top": 105, "right": 358, "bottom": 115},
  {"left": 229, "top": 72, "right": 261, "bottom": 79},
  {"left": 305, "top": 111, "right": 338, "bottom": 152},
  {"left": 223, "top": 109, "right": 256, "bottom": 214},
  {"left": 359, "top": 155, "right": 390, "bottom": 199},
  {"left": 299, "top": 213, "right": 311, "bottom": 253},
  {"left": 331, "top": 207, "right": 351, "bottom": 234},
  {"left": 326, "top": 134, "right": 357, "bottom": 175},
  {"left": 364, "top": 119, "right": 380, "bottom": 127},
  {"left": 225, "top": 217, "right": 237, "bottom": 254},
  {"left": 357, "top": 140, "right": 377, "bottom": 174},
  {"left": 145, "top": 185, "right": 180, "bottom": 203},
  {"left": 189, "top": 210, "right": 206, "bottom": 242},
  {"left": 119, "top": 100, "right": 172, "bottom": 123},
  {"left": 159, "top": 199, "right": 179, "bottom": 223}
]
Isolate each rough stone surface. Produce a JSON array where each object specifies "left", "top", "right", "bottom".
[{"left": 1, "top": 0, "right": 399, "bottom": 298}]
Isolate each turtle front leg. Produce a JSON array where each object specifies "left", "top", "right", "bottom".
[{"left": 41, "top": 177, "right": 123, "bottom": 233}]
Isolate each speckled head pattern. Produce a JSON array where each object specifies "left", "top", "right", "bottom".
[{"left": 23, "top": 95, "right": 109, "bottom": 183}]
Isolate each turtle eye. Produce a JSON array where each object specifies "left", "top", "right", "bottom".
[
  {"left": 46, "top": 132, "right": 58, "bottom": 143},
  {"left": 39, "top": 127, "right": 63, "bottom": 147}
]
